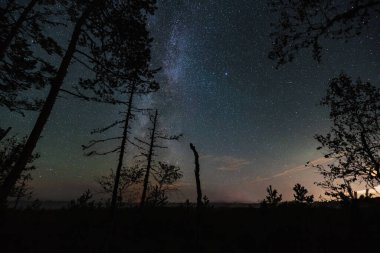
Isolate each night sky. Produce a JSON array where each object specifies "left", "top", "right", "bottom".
[{"left": 2, "top": 0, "right": 380, "bottom": 202}]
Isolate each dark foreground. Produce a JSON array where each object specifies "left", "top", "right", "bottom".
[{"left": 1, "top": 203, "right": 379, "bottom": 253}]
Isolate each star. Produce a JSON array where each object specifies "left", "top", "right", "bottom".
[{"left": 1, "top": 0, "right": 379, "bottom": 202}]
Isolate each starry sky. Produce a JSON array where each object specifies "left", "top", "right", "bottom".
[{"left": 2, "top": 0, "right": 380, "bottom": 202}]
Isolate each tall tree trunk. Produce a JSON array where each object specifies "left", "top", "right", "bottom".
[
  {"left": 0, "top": 8, "right": 90, "bottom": 205},
  {"left": 0, "top": 0, "right": 39, "bottom": 59},
  {"left": 110, "top": 85, "right": 136, "bottom": 216},
  {"left": 190, "top": 143, "right": 202, "bottom": 209},
  {"left": 0, "top": 127, "right": 11, "bottom": 142},
  {"left": 139, "top": 109, "right": 158, "bottom": 209}
]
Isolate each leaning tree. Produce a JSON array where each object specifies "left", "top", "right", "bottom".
[
  {"left": 0, "top": 127, "right": 11, "bottom": 142},
  {"left": 0, "top": 134, "right": 39, "bottom": 207},
  {"left": 1, "top": 0, "right": 63, "bottom": 113},
  {"left": 0, "top": 0, "right": 158, "bottom": 205}
]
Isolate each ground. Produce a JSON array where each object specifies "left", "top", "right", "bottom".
[{"left": 1, "top": 202, "right": 379, "bottom": 253}]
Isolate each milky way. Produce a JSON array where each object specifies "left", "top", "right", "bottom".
[
  {"left": 1, "top": 0, "right": 380, "bottom": 202},
  {"left": 149, "top": 0, "right": 380, "bottom": 201}
]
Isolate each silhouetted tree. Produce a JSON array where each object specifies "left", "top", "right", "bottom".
[
  {"left": 0, "top": 0, "right": 158, "bottom": 205},
  {"left": 83, "top": 83, "right": 159, "bottom": 215},
  {"left": 313, "top": 73, "right": 380, "bottom": 200},
  {"left": 262, "top": 185, "right": 282, "bottom": 207},
  {"left": 96, "top": 165, "right": 144, "bottom": 206},
  {"left": 134, "top": 109, "right": 182, "bottom": 208},
  {"left": 73, "top": 0, "right": 159, "bottom": 216},
  {"left": 0, "top": 127, "right": 11, "bottom": 142},
  {"left": 293, "top": 183, "right": 314, "bottom": 204},
  {"left": 269, "top": 0, "right": 380, "bottom": 65},
  {"left": 0, "top": 134, "right": 38, "bottom": 206},
  {"left": 2, "top": 0, "right": 37, "bottom": 58},
  {"left": 145, "top": 162, "right": 183, "bottom": 207},
  {"left": 68, "top": 189, "right": 95, "bottom": 209},
  {"left": 202, "top": 195, "right": 210, "bottom": 207},
  {"left": 190, "top": 143, "right": 203, "bottom": 209},
  {"left": 1, "top": 0, "right": 62, "bottom": 113},
  {"left": 27, "top": 198, "right": 42, "bottom": 210},
  {"left": 138, "top": 109, "right": 158, "bottom": 208}
]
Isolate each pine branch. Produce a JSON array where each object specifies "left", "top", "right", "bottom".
[{"left": 82, "top": 136, "right": 122, "bottom": 150}]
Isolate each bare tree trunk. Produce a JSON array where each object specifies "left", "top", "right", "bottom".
[
  {"left": 139, "top": 109, "right": 158, "bottom": 209},
  {"left": 190, "top": 143, "right": 202, "bottom": 209},
  {"left": 0, "top": 8, "right": 91, "bottom": 205},
  {"left": 111, "top": 85, "right": 136, "bottom": 216},
  {"left": 0, "top": 0, "right": 39, "bottom": 59},
  {"left": 0, "top": 127, "right": 11, "bottom": 142}
]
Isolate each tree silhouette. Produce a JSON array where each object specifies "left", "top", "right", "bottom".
[
  {"left": 138, "top": 109, "right": 159, "bottom": 209},
  {"left": 293, "top": 183, "right": 314, "bottom": 204},
  {"left": 68, "top": 189, "right": 95, "bottom": 209},
  {"left": 1, "top": 0, "right": 62, "bottom": 113},
  {"left": 63, "top": 0, "right": 158, "bottom": 215},
  {"left": 144, "top": 162, "right": 183, "bottom": 207},
  {"left": 190, "top": 143, "right": 203, "bottom": 209},
  {"left": 83, "top": 85, "right": 159, "bottom": 215},
  {"left": 134, "top": 109, "right": 182, "bottom": 209},
  {"left": 262, "top": 185, "right": 282, "bottom": 207},
  {"left": 1, "top": 0, "right": 37, "bottom": 58},
  {"left": 0, "top": 127, "right": 11, "bottom": 142},
  {"left": 0, "top": 0, "right": 158, "bottom": 205},
  {"left": 0, "top": 134, "right": 38, "bottom": 207},
  {"left": 96, "top": 165, "right": 144, "bottom": 206},
  {"left": 269, "top": 0, "right": 380, "bottom": 66},
  {"left": 313, "top": 73, "right": 380, "bottom": 200}
]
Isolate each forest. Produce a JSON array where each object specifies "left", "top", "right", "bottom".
[{"left": 1, "top": 0, "right": 380, "bottom": 252}]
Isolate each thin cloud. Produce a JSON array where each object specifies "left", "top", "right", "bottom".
[
  {"left": 201, "top": 155, "right": 251, "bottom": 172},
  {"left": 272, "top": 156, "right": 333, "bottom": 178},
  {"left": 246, "top": 156, "right": 334, "bottom": 183}
]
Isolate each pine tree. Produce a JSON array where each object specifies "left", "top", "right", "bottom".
[
  {"left": 96, "top": 165, "right": 144, "bottom": 206},
  {"left": 0, "top": 127, "right": 11, "bottom": 142},
  {"left": 0, "top": 134, "right": 39, "bottom": 207},
  {"left": 134, "top": 109, "right": 182, "bottom": 209},
  {"left": 262, "top": 185, "right": 282, "bottom": 207},
  {"left": 293, "top": 183, "right": 314, "bottom": 204},
  {"left": 0, "top": 0, "right": 158, "bottom": 205},
  {"left": 144, "top": 162, "right": 182, "bottom": 207},
  {"left": 269, "top": 0, "right": 380, "bottom": 66},
  {"left": 1, "top": 0, "right": 62, "bottom": 113},
  {"left": 82, "top": 83, "right": 159, "bottom": 215}
]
